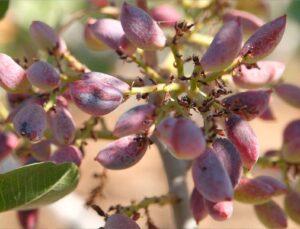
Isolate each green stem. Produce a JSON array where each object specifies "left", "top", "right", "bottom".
[
  {"left": 170, "top": 45, "right": 184, "bottom": 78},
  {"left": 130, "top": 55, "right": 162, "bottom": 82},
  {"left": 121, "top": 194, "right": 178, "bottom": 217},
  {"left": 125, "top": 83, "right": 183, "bottom": 95},
  {"left": 203, "top": 57, "right": 242, "bottom": 83}
]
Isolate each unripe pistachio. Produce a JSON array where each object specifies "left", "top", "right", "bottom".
[
  {"left": 284, "top": 191, "right": 300, "bottom": 225},
  {"left": 17, "top": 209, "right": 39, "bottom": 229},
  {"left": 223, "top": 9, "right": 264, "bottom": 33},
  {"left": 233, "top": 61, "right": 285, "bottom": 89},
  {"left": 259, "top": 105, "right": 275, "bottom": 121},
  {"left": 30, "top": 21, "right": 67, "bottom": 55},
  {"left": 150, "top": 4, "right": 181, "bottom": 27},
  {"left": 224, "top": 90, "right": 272, "bottom": 121},
  {"left": 84, "top": 18, "right": 108, "bottom": 51},
  {"left": 225, "top": 115, "right": 259, "bottom": 170},
  {"left": 6, "top": 93, "right": 30, "bottom": 109},
  {"left": 70, "top": 72, "right": 129, "bottom": 116},
  {"left": 56, "top": 95, "right": 69, "bottom": 108},
  {"left": 95, "top": 135, "right": 149, "bottom": 170},
  {"left": 82, "top": 72, "right": 129, "bottom": 93},
  {"left": 90, "top": 18, "right": 136, "bottom": 55},
  {"left": 51, "top": 145, "right": 82, "bottom": 166},
  {"left": 121, "top": 2, "right": 166, "bottom": 50},
  {"left": 283, "top": 119, "right": 300, "bottom": 144},
  {"left": 0, "top": 132, "right": 19, "bottom": 162},
  {"left": 155, "top": 117, "right": 206, "bottom": 160},
  {"left": 0, "top": 53, "right": 29, "bottom": 92},
  {"left": 13, "top": 103, "right": 47, "bottom": 142},
  {"left": 275, "top": 83, "right": 300, "bottom": 109},
  {"left": 190, "top": 188, "right": 208, "bottom": 224},
  {"left": 104, "top": 214, "right": 140, "bottom": 229},
  {"left": 200, "top": 19, "right": 242, "bottom": 72},
  {"left": 192, "top": 148, "right": 233, "bottom": 202},
  {"left": 234, "top": 177, "right": 274, "bottom": 204},
  {"left": 118, "top": 35, "right": 137, "bottom": 56},
  {"left": 282, "top": 138, "right": 300, "bottom": 163},
  {"left": 255, "top": 176, "right": 287, "bottom": 196},
  {"left": 7, "top": 96, "right": 46, "bottom": 123},
  {"left": 31, "top": 140, "right": 51, "bottom": 161},
  {"left": 205, "top": 199, "right": 233, "bottom": 221},
  {"left": 26, "top": 61, "right": 60, "bottom": 91},
  {"left": 113, "top": 104, "right": 156, "bottom": 137},
  {"left": 240, "top": 15, "right": 286, "bottom": 63},
  {"left": 48, "top": 106, "right": 76, "bottom": 145},
  {"left": 254, "top": 200, "right": 288, "bottom": 229},
  {"left": 212, "top": 138, "right": 242, "bottom": 187}
]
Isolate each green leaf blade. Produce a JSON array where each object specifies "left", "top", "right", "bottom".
[
  {"left": 0, "top": 162, "right": 79, "bottom": 212},
  {"left": 0, "top": 0, "right": 9, "bottom": 19}
]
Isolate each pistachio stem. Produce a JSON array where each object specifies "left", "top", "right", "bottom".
[
  {"left": 125, "top": 82, "right": 183, "bottom": 95},
  {"left": 121, "top": 193, "right": 179, "bottom": 217}
]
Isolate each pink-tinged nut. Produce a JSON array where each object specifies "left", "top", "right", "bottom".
[
  {"left": 205, "top": 199, "right": 233, "bottom": 221},
  {"left": 190, "top": 188, "right": 208, "bottom": 224},
  {"left": 223, "top": 9, "right": 264, "bottom": 33},
  {"left": 51, "top": 145, "right": 82, "bottom": 166},
  {"left": 95, "top": 135, "right": 148, "bottom": 170},
  {"left": 48, "top": 106, "right": 76, "bottom": 145},
  {"left": 254, "top": 200, "right": 287, "bottom": 229},
  {"left": 70, "top": 72, "right": 129, "bottom": 116},
  {"left": 121, "top": 2, "right": 166, "bottom": 50},
  {"left": 31, "top": 140, "right": 51, "bottom": 161},
  {"left": 17, "top": 209, "right": 39, "bottom": 229},
  {"left": 240, "top": 15, "right": 286, "bottom": 63},
  {"left": 7, "top": 96, "right": 46, "bottom": 123},
  {"left": 275, "top": 83, "right": 300, "bottom": 109},
  {"left": 82, "top": 72, "right": 129, "bottom": 93},
  {"left": 284, "top": 190, "right": 300, "bottom": 225},
  {"left": 56, "top": 96, "right": 69, "bottom": 108},
  {"left": 233, "top": 61, "right": 285, "bottom": 89},
  {"left": 259, "top": 105, "right": 275, "bottom": 121},
  {"left": 0, "top": 53, "right": 29, "bottom": 92},
  {"left": 283, "top": 119, "right": 300, "bottom": 144},
  {"left": 0, "top": 132, "right": 19, "bottom": 162},
  {"left": 200, "top": 19, "right": 242, "bottom": 72},
  {"left": 234, "top": 177, "right": 274, "bottom": 204},
  {"left": 192, "top": 148, "right": 233, "bottom": 202},
  {"left": 26, "top": 61, "right": 60, "bottom": 91},
  {"left": 255, "top": 176, "right": 287, "bottom": 196},
  {"left": 6, "top": 93, "right": 30, "bottom": 109},
  {"left": 223, "top": 90, "right": 272, "bottom": 121},
  {"left": 84, "top": 18, "right": 108, "bottom": 51},
  {"left": 30, "top": 21, "right": 67, "bottom": 55},
  {"left": 90, "top": 18, "right": 133, "bottom": 53},
  {"left": 13, "top": 103, "right": 47, "bottom": 142},
  {"left": 150, "top": 4, "right": 181, "bottom": 27},
  {"left": 104, "top": 214, "right": 140, "bottom": 229},
  {"left": 113, "top": 104, "right": 156, "bottom": 137},
  {"left": 225, "top": 115, "right": 259, "bottom": 170},
  {"left": 282, "top": 138, "right": 300, "bottom": 163},
  {"left": 118, "top": 34, "right": 137, "bottom": 56},
  {"left": 155, "top": 117, "right": 206, "bottom": 160},
  {"left": 155, "top": 116, "right": 176, "bottom": 144},
  {"left": 212, "top": 138, "right": 242, "bottom": 188}
]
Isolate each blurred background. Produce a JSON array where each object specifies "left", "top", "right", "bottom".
[{"left": 0, "top": 0, "right": 300, "bottom": 228}]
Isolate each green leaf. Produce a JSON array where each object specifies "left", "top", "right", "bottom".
[
  {"left": 0, "top": 0, "right": 9, "bottom": 19},
  {"left": 0, "top": 162, "right": 79, "bottom": 212}
]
